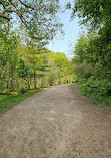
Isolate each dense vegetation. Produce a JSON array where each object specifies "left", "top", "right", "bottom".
[
  {"left": 0, "top": 0, "right": 111, "bottom": 115},
  {"left": 70, "top": 0, "right": 111, "bottom": 106},
  {"left": 0, "top": 0, "right": 73, "bottom": 93},
  {"left": 0, "top": 29, "right": 73, "bottom": 114},
  {"left": 0, "top": 28, "right": 73, "bottom": 93},
  {"left": 0, "top": 0, "right": 74, "bottom": 114}
]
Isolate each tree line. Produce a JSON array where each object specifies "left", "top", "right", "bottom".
[
  {"left": 1, "top": 0, "right": 111, "bottom": 106},
  {"left": 0, "top": 26, "right": 73, "bottom": 93},
  {"left": 0, "top": 0, "right": 73, "bottom": 93},
  {"left": 69, "top": 0, "right": 111, "bottom": 105}
]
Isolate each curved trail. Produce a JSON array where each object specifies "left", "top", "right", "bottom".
[{"left": 0, "top": 84, "right": 111, "bottom": 158}]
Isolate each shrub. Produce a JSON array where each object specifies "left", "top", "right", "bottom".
[{"left": 80, "top": 78, "right": 111, "bottom": 106}]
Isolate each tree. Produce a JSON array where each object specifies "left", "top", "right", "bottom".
[
  {"left": 70, "top": 0, "right": 111, "bottom": 31},
  {"left": 54, "top": 52, "right": 68, "bottom": 84},
  {"left": 0, "top": 27, "right": 19, "bottom": 92},
  {"left": 22, "top": 44, "right": 49, "bottom": 89},
  {"left": 0, "top": 0, "right": 62, "bottom": 43},
  {"left": 70, "top": 0, "right": 111, "bottom": 80},
  {"left": 66, "top": 0, "right": 111, "bottom": 105},
  {"left": 17, "top": 59, "right": 29, "bottom": 88}
]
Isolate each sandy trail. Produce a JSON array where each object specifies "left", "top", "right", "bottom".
[{"left": 0, "top": 84, "right": 111, "bottom": 158}]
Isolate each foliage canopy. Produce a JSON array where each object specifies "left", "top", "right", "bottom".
[{"left": 0, "top": 0, "right": 62, "bottom": 43}]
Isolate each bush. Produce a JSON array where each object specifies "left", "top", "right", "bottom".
[
  {"left": 80, "top": 78, "right": 111, "bottom": 106},
  {"left": 73, "top": 77, "right": 86, "bottom": 84}
]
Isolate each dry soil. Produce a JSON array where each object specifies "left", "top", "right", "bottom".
[{"left": 0, "top": 84, "right": 111, "bottom": 158}]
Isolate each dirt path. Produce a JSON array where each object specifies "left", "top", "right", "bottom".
[{"left": 0, "top": 84, "right": 111, "bottom": 158}]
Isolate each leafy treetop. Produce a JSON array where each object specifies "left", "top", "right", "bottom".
[
  {"left": 69, "top": 0, "right": 111, "bottom": 31},
  {"left": 0, "top": 0, "right": 62, "bottom": 42}
]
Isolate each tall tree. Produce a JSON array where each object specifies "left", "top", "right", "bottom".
[
  {"left": 23, "top": 45, "right": 49, "bottom": 89},
  {"left": 17, "top": 58, "right": 29, "bottom": 88},
  {"left": 0, "top": 27, "right": 19, "bottom": 92},
  {"left": 54, "top": 52, "right": 68, "bottom": 84}
]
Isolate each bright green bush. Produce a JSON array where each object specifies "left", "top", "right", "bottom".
[{"left": 80, "top": 78, "right": 111, "bottom": 106}]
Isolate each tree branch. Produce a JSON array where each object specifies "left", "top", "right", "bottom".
[
  {"left": 8, "top": 0, "right": 30, "bottom": 30},
  {"left": 18, "top": 0, "right": 35, "bottom": 10},
  {"left": 0, "top": 9, "right": 17, "bottom": 21},
  {"left": 0, "top": 14, "right": 11, "bottom": 21},
  {"left": 0, "top": 0, "right": 43, "bottom": 37},
  {"left": 0, "top": 1, "right": 11, "bottom": 20},
  {"left": 0, "top": 9, "right": 17, "bottom": 16},
  {"left": 0, "top": 8, "right": 30, "bottom": 29}
]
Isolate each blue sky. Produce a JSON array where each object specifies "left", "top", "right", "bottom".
[{"left": 46, "top": 0, "right": 84, "bottom": 59}]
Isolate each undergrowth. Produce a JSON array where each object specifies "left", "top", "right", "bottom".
[{"left": 74, "top": 77, "right": 111, "bottom": 107}]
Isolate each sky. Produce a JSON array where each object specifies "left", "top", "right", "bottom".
[{"left": 46, "top": 0, "right": 84, "bottom": 59}]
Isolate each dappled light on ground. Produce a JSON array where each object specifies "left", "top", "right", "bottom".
[
  {"left": 63, "top": 113, "right": 74, "bottom": 119},
  {"left": 49, "top": 110, "right": 56, "bottom": 114},
  {"left": 47, "top": 117, "right": 55, "bottom": 121},
  {"left": 108, "top": 115, "right": 111, "bottom": 119}
]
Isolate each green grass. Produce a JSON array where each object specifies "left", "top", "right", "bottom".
[{"left": 0, "top": 89, "right": 42, "bottom": 115}]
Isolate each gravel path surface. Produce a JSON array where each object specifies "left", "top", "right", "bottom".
[{"left": 0, "top": 84, "right": 111, "bottom": 158}]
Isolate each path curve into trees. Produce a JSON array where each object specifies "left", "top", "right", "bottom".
[{"left": 0, "top": 84, "right": 111, "bottom": 158}]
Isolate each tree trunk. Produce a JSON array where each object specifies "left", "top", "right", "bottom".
[
  {"left": 22, "top": 77, "right": 23, "bottom": 88},
  {"left": 46, "top": 78, "right": 48, "bottom": 87},
  {"left": 59, "top": 76, "right": 60, "bottom": 85},
  {"left": 10, "top": 66, "right": 14, "bottom": 91},
  {"left": 70, "top": 76, "right": 73, "bottom": 84},
  {"left": 62, "top": 78, "right": 64, "bottom": 84},
  {"left": 27, "top": 79, "right": 30, "bottom": 89},
  {"left": 15, "top": 79, "right": 18, "bottom": 90},
  {"left": 1, "top": 82, "right": 3, "bottom": 94},
  {"left": 34, "top": 69, "right": 36, "bottom": 89},
  {"left": 10, "top": 80, "right": 13, "bottom": 90},
  {"left": 7, "top": 74, "right": 10, "bottom": 92},
  {"left": 0, "top": 68, "right": 3, "bottom": 93},
  {"left": 7, "top": 80, "right": 9, "bottom": 92},
  {"left": 30, "top": 77, "right": 32, "bottom": 86}
]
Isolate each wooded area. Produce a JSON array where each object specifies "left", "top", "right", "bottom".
[
  {"left": 0, "top": 28, "right": 73, "bottom": 93},
  {"left": 0, "top": 0, "right": 73, "bottom": 94},
  {"left": 0, "top": 1, "right": 111, "bottom": 157},
  {"left": 70, "top": 0, "right": 111, "bottom": 106},
  {"left": 0, "top": 0, "right": 111, "bottom": 107}
]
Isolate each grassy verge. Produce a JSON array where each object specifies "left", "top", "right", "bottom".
[{"left": 0, "top": 89, "right": 42, "bottom": 115}]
